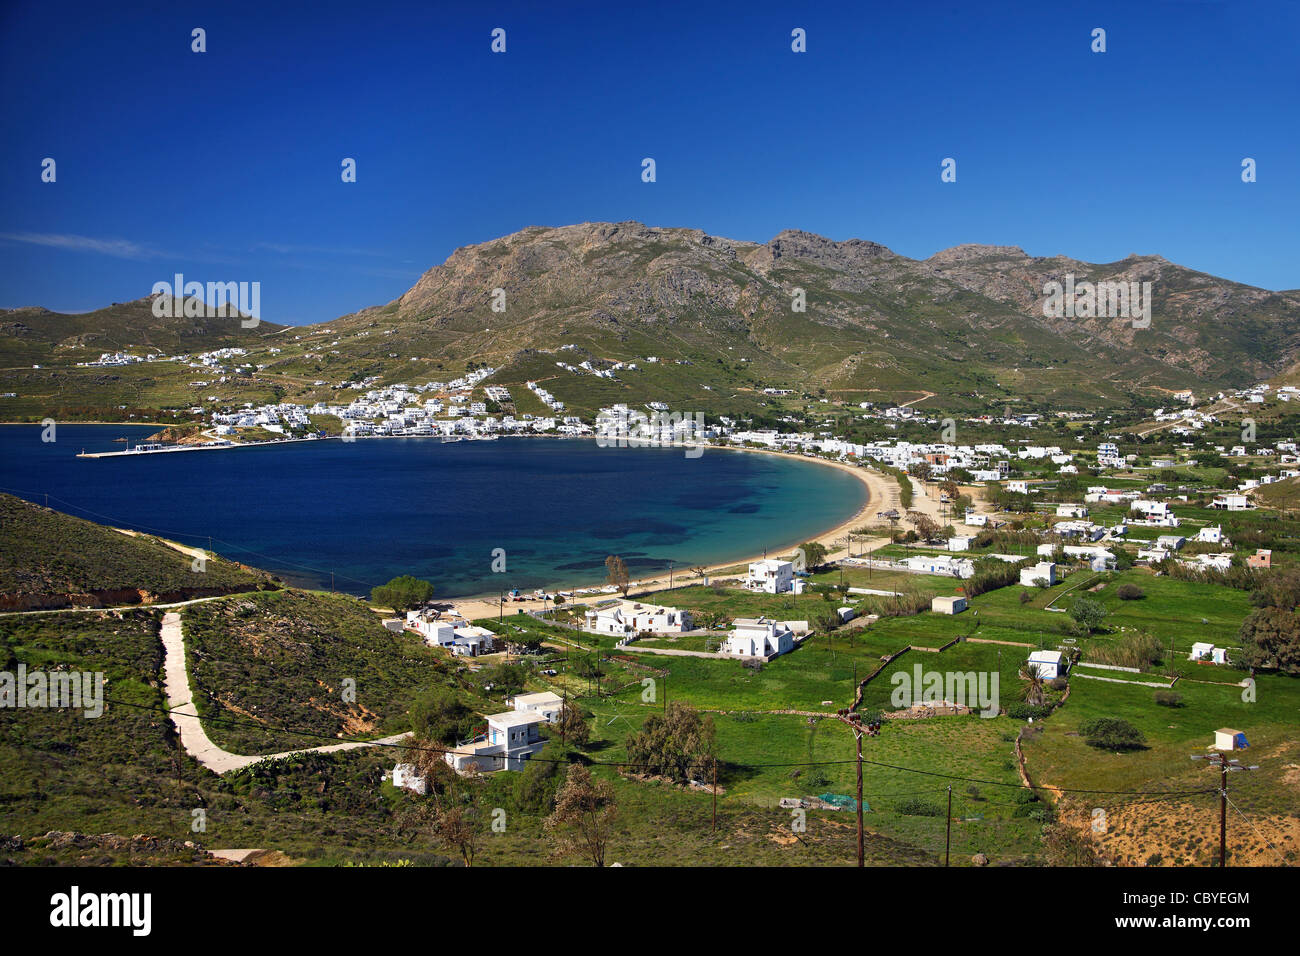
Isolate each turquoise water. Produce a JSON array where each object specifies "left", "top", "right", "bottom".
[{"left": 0, "top": 426, "right": 868, "bottom": 598}]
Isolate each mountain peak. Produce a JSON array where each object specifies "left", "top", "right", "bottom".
[{"left": 928, "top": 243, "right": 1029, "bottom": 264}]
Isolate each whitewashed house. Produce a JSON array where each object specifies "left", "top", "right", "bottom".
[
  {"left": 901, "top": 555, "right": 975, "bottom": 578},
  {"left": 1020, "top": 562, "right": 1057, "bottom": 587},
  {"left": 1189, "top": 643, "right": 1228, "bottom": 665},
  {"left": 450, "top": 624, "right": 496, "bottom": 656},
  {"left": 445, "top": 711, "right": 547, "bottom": 773},
  {"left": 746, "top": 559, "right": 800, "bottom": 594},
  {"left": 509, "top": 691, "right": 564, "bottom": 723},
  {"left": 723, "top": 618, "right": 796, "bottom": 659},
  {"left": 1026, "top": 650, "right": 1064, "bottom": 681},
  {"left": 584, "top": 600, "right": 693, "bottom": 636},
  {"left": 407, "top": 611, "right": 457, "bottom": 647},
  {"left": 1211, "top": 494, "right": 1253, "bottom": 511}
]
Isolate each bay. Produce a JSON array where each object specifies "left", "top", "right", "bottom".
[{"left": 0, "top": 425, "right": 868, "bottom": 598}]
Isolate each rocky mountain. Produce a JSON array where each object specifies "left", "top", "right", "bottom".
[{"left": 3, "top": 222, "right": 1298, "bottom": 417}]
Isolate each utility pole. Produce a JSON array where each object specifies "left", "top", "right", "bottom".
[
  {"left": 712, "top": 759, "right": 717, "bottom": 832},
  {"left": 835, "top": 710, "right": 868, "bottom": 867},
  {"left": 945, "top": 786, "right": 953, "bottom": 866},
  {"left": 1191, "top": 750, "right": 1259, "bottom": 867}
]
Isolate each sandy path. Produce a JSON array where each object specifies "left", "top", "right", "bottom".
[{"left": 160, "top": 609, "right": 408, "bottom": 774}]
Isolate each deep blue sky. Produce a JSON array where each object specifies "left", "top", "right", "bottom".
[{"left": 2, "top": 0, "right": 1297, "bottom": 323}]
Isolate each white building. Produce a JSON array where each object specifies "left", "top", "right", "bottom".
[
  {"left": 1019, "top": 562, "right": 1057, "bottom": 587},
  {"left": 931, "top": 595, "right": 968, "bottom": 615},
  {"left": 1189, "top": 643, "right": 1228, "bottom": 665},
  {"left": 746, "top": 559, "right": 800, "bottom": 594},
  {"left": 1211, "top": 494, "right": 1253, "bottom": 511},
  {"left": 509, "top": 691, "right": 565, "bottom": 723},
  {"left": 450, "top": 624, "right": 496, "bottom": 656},
  {"left": 901, "top": 555, "right": 975, "bottom": 579},
  {"left": 723, "top": 618, "right": 796, "bottom": 659},
  {"left": 445, "top": 711, "right": 546, "bottom": 773},
  {"left": 407, "top": 610, "right": 456, "bottom": 647},
  {"left": 584, "top": 600, "right": 693, "bottom": 636},
  {"left": 1027, "top": 650, "right": 1064, "bottom": 681}
]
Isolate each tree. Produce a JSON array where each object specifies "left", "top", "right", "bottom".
[
  {"left": 1068, "top": 596, "right": 1109, "bottom": 635},
  {"left": 545, "top": 764, "right": 617, "bottom": 866},
  {"left": 481, "top": 662, "right": 527, "bottom": 697},
  {"left": 1020, "top": 662, "right": 1046, "bottom": 707},
  {"left": 908, "top": 511, "right": 941, "bottom": 543},
  {"left": 555, "top": 697, "right": 590, "bottom": 748},
  {"left": 605, "top": 554, "right": 630, "bottom": 597},
  {"left": 625, "top": 702, "right": 717, "bottom": 785},
  {"left": 409, "top": 687, "right": 476, "bottom": 744},
  {"left": 400, "top": 744, "right": 485, "bottom": 866},
  {"left": 371, "top": 574, "right": 434, "bottom": 611},
  {"left": 797, "top": 541, "right": 828, "bottom": 570},
  {"left": 1236, "top": 606, "right": 1300, "bottom": 675}
]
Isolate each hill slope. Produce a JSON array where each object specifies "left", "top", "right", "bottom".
[
  {"left": 0, "top": 493, "right": 278, "bottom": 609},
  {"left": 5, "top": 223, "right": 1299, "bottom": 415}
]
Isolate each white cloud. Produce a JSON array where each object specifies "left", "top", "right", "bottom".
[{"left": 0, "top": 232, "right": 157, "bottom": 259}]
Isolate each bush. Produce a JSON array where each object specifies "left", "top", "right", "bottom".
[
  {"left": 1116, "top": 583, "right": 1145, "bottom": 601},
  {"left": 1018, "top": 590, "right": 1033, "bottom": 605},
  {"left": 896, "top": 798, "right": 944, "bottom": 817},
  {"left": 1079, "top": 717, "right": 1146, "bottom": 750},
  {"left": 1154, "top": 690, "right": 1184, "bottom": 708}
]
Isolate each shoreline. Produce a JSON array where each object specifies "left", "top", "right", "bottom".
[
  {"left": 449, "top": 443, "right": 896, "bottom": 618},
  {"left": 6, "top": 422, "right": 895, "bottom": 614}
]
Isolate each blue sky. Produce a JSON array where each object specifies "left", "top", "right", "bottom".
[{"left": 1, "top": 0, "right": 1297, "bottom": 322}]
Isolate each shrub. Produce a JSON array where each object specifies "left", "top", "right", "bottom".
[
  {"left": 1116, "top": 583, "right": 1145, "bottom": 600},
  {"left": 1154, "top": 690, "right": 1184, "bottom": 708},
  {"left": 1079, "top": 717, "right": 1146, "bottom": 750},
  {"left": 1018, "top": 590, "right": 1033, "bottom": 605},
  {"left": 896, "top": 798, "right": 944, "bottom": 817}
]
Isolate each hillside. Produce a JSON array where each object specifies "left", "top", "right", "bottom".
[
  {"left": 0, "top": 493, "right": 278, "bottom": 609},
  {"left": 4, "top": 223, "right": 1300, "bottom": 417}
]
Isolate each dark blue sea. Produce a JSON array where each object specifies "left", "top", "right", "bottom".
[{"left": 0, "top": 426, "right": 868, "bottom": 598}]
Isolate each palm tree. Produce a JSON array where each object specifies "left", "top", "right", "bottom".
[{"left": 1020, "top": 662, "right": 1046, "bottom": 707}]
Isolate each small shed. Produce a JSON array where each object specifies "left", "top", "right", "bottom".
[
  {"left": 931, "top": 595, "right": 968, "bottom": 615},
  {"left": 1189, "top": 642, "right": 1227, "bottom": 664},
  {"left": 1027, "top": 649, "right": 1063, "bottom": 680},
  {"left": 1214, "top": 728, "right": 1249, "bottom": 751}
]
